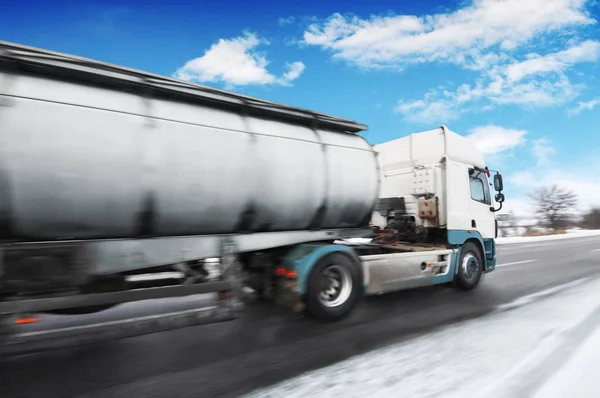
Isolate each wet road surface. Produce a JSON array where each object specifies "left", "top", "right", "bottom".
[{"left": 2, "top": 236, "right": 600, "bottom": 398}]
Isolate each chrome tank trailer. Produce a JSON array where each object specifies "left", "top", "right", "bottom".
[{"left": 0, "top": 42, "right": 379, "bottom": 243}]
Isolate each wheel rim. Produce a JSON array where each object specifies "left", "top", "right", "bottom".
[
  {"left": 317, "top": 265, "right": 353, "bottom": 308},
  {"left": 461, "top": 253, "right": 480, "bottom": 280}
]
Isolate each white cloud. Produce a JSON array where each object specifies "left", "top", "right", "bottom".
[
  {"left": 531, "top": 138, "right": 557, "bottom": 165},
  {"left": 303, "top": 0, "right": 595, "bottom": 70},
  {"left": 304, "top": 2, "right": 598, "bottom": 123},
  {"left": 500, "top": 196, "right": 535, "bottom": 218},
  {"left": 282, "top": 61, "right": 306, "bottom": 81},
  {"left": 394, "top": 98, "right": 459, "bottom": 124},
  {"left": 465, "top": 125, "right": 528, "bottom": 155},
  {"left": 395, "top": 77, "right": 579, "bottom": 123},
  {"left": 395, "top": 42, "right": 593, "bottom": 123},
  {"left": 488, "top": 75, "right": 580, "bottom": 106},
  {"left": 174, "top": 32, "right": 305, "bottom": 87},
  {"left": 279, "top": 16, "right": 295, "bottom": 27},
  {"left": 507, "top": 170, "right": 537, "bottom": 189},
  {"left": 504, "top": 40, "right": 600, "bottom": 82},
  {"left": 568, "top": 97, "right": 600, "bottom": 116}
]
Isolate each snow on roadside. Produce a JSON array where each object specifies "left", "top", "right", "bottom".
[
  {"left": 338, "top": 229, "right": 600, "bottom": 246},
  {"left": 245, "top": 276, "right": 600, "bottom": 398},
  {"left": 531, "top": 325, "right": 600, "bottom": 398},
  {"left": 496, "top": 229, "right": 600, "bottom": 245}
]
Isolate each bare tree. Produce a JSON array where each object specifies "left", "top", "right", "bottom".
[
  {"left": 580, "top": 207, "right": 600, "bottom": 229},
  {"left": 529, "top": 184, "right": 578, "bottom": 230}
]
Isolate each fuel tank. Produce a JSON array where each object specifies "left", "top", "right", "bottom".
[{"left": 0, "top": 41, "right": 380, "bottom": 241}]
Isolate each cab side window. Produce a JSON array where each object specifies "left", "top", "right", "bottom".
[{"left": 469, "top": 168, "right": 490, "bottom": 205}]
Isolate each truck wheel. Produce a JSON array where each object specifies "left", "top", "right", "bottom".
[
  {"left": 306, "top": 252, "right": 362, "bottom": 322},
  {"left": 454, "top": 242, "right": 483, "bottom": 291}
]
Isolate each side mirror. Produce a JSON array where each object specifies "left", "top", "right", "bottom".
[
  {"left": 495, "top": 193, "right": 505, "bottom": 203},
  {"left": 493, "top": 173, "right": 504, "bottom": 192}
]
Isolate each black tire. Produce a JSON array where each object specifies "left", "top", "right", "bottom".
[
  {"left": 305, "top": 252, "right": 362, "bottom": 322},
  {"left": 454, "top": 242, "right": 483, "bottom": 291}
]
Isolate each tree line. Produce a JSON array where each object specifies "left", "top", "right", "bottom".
[{"left": 528, "top": 184, "right": 599, "bottom": 230}]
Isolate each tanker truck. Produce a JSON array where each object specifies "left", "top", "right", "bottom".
[{"left": 0, "top": 41, "right": 505, "bottom": 354}]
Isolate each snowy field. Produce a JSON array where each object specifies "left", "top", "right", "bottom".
[
  {"left": 340, "top": 229, "right": 600, "bottom": 246},
  {"left": 246, "top": 276, "right": 600, "bottom": 398},
  {"left": 495, "top": 229, "right": 600, "bottom": 245}
]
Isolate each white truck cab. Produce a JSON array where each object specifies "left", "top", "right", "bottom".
[{"left": 372, "top": 125, "right": 502, "bottom": 249}]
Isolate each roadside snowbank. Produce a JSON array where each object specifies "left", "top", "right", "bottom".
[
  {"left": 496, "top": 229, "right": 600, "bottom": 245},
  {"left": 246, "top": 276, "right": 600, "bottom": 398},
  {"left": 531, "top": 326, "right": 600, "bottom": 398},
  {"left": 339, "top": 229, "right": 600, "bottom": 246}
]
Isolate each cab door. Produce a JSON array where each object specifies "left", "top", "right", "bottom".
[{"left": 468, "top": 168, "right": 496, "bottom": 239}]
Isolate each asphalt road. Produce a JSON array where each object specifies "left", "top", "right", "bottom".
[{"left": 2, "top": 236, "right": 600, "bottom": 398}]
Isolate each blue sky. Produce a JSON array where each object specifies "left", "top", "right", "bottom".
[{"left": 1, "top": 0, "right": 600, "bottom": 215}]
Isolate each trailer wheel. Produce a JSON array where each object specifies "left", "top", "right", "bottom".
[
  {"left": 454, "top": 242, "right": 483, "bottom": 291},
  {"left": 306, "top": 253, "right": 362, "bottom": 322}
]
